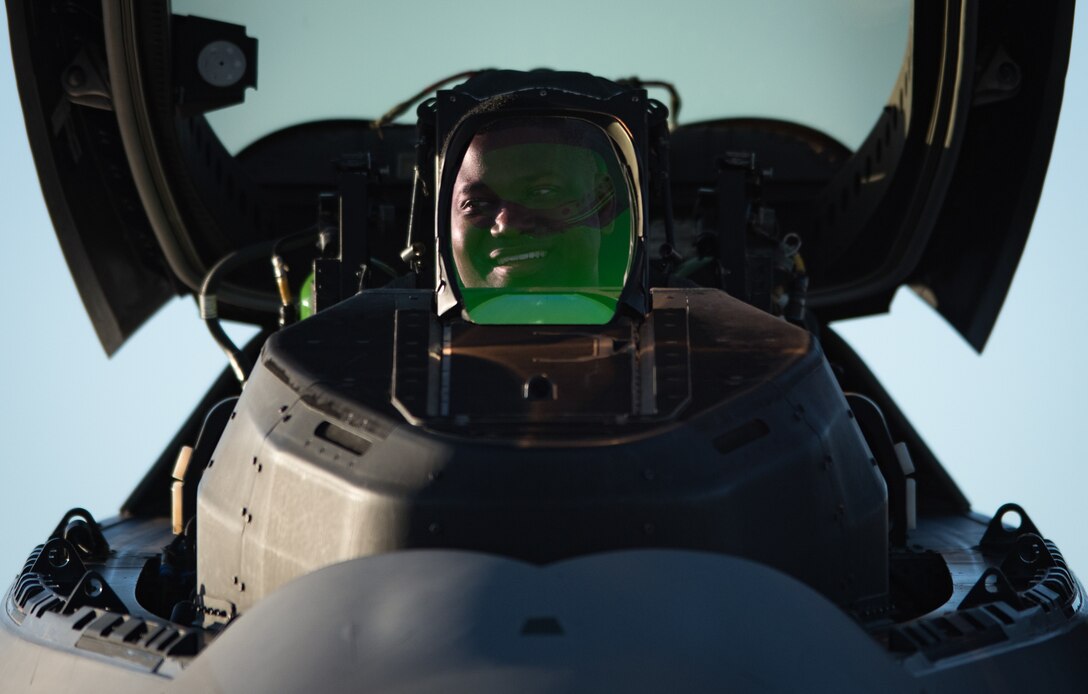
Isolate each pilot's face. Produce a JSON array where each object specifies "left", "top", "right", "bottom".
[{"left": 450, "top": 126, "right": 614, "bottom": 289}]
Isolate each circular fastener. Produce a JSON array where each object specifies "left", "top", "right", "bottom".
[
  {"left": 1018, "top": 540, "right": 1041, "bottom": 565},
  {"left": 524, "top": 374, "right": 556, "bottom": 401},
  {"left": 85, "top": 576, "right": 104, "bottom": 598},
  {"left": 65, "top": 66, "right": 86, "bottom": 89},
  {"left": 997, "top": 62, "right": 1019, "bottom": 86},
  {"left": 47, "top": 545, "right": 70, "bottom": 569},
  {"left": 197, "top": 40, "right": 247, "bottom": 87}
]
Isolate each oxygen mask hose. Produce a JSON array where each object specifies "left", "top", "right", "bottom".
[{"left": 200, "top": 240, "right": 277, "bottom": 385}]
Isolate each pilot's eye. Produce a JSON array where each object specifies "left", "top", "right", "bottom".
[
  {"left": 525, "top": 185, "right": 565, "bottom": 206},
  {"left": 459, "top": 197, "right": 495, "bottom": 215}
]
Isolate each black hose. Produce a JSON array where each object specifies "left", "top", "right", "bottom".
[
  {"left": 371, "top": 69, "right": 489, "bottom": 134},
  {"left": 615, "top": 77, "right": 682, "bottom": 128},
  {"left": 200, "top": 241, "right": 276, "bottom": 384},
  {"left": 271, "top": 226, "right": 320, "bottom": 261}
]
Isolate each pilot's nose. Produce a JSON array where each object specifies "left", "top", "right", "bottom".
[{"left": 490, "top": 206, "right": 519, "bottom": 237}]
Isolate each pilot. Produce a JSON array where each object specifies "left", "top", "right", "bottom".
[{"left": 449, "top": 117, "right": 630, "bottom": 292}]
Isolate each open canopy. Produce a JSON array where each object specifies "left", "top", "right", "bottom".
[{"left": 6, "top": 0, "right": 1073, "bottom": 352}]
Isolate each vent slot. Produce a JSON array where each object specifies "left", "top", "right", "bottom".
[
  {"left": 713, "top": 419, "right": 770, "bottom": 455},
  {"left": 315, "top": 422, "right": 372, "bottom": 457}
]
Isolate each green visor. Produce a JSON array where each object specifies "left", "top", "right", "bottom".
[{"left": 448, "top": 117, "right": 635, "bottom": 324}]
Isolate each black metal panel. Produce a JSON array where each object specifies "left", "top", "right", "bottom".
[
  {"left": 444, "top": 322, "right": 638, "bottom": 422},
  {"left": 805, "top": 0, "right": 971, "bottom": 320},
  {"left": 913, "top": 0, "right": 1075, "bottom": 350},
  {"left": 806, "top": 0, "right": 1073, "bottom": 350},
  {"left": 7, "top": 0, "right": 177, "bottom": 354}
]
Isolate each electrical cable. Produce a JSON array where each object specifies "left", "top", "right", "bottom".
[
  {"left": 200, "top": 240, "right": 277, "bottom": 384},
  {"left": 615, "top": 77, "right": 682, "bottom": 129},
  {"left": 371, "top": 69, "right": 489, "bottom": 134}
]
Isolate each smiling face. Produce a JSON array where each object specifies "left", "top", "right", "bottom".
[{"left": 450, "top": 120, "right": 626, "bottom": 289}]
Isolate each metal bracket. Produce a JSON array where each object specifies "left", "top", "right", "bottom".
[
  {"left": 959, "top": 567, "right": 1024, "bottom": 611},
  {"left": 980, "top": 503, "right": 1041, "bottom": 552},
  {"left": 973, "top": 46, "right": 1021, "bottom": 107},
  {"left": 62, "top": 47, "right": 112, "bottom": 111},
  {"left": 63, "top": 570, "right": 128, "bottom": 615},
  {"left": 49, "top": 507, "right": 110, "bottom": 562}
]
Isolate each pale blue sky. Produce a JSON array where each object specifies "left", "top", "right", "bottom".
[
  {"left": 0, "top": 3, "right": 1083, "bottom": 585},
  {"left": 181, "top": 0, "right": 908, "bottom": 151}
]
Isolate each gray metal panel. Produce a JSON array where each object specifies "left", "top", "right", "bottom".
[
  {"left": 0, "top": 597, "right": 167, "bottom": 693},
  {"left": 174, "top": 550, "right": 917, "bottom": 694},
  {"left": 195, "top": 289, "right": 888, "bottom": 613},
  {"left": 196, "top": 367, "right": 303, "bottom": 622}
]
